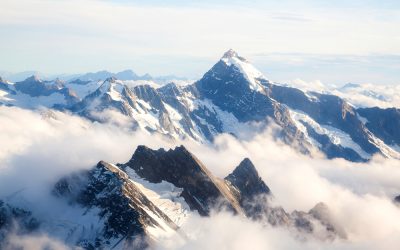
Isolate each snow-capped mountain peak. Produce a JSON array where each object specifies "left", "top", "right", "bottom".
[
  {"left": 222, "top": 48, "right": 241, "bottom": 59},
  {"left": 220, "top": 49, "right": 267, "bottom": 92},
  {"left": 99, "top": 77, "right": 125, "bottom": 101}
]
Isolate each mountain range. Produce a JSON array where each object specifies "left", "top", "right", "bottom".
[
  {"left": 0, "top": 70, "right": 189, "bottom": 85},
  {"left": 1, "top": 49, "right": 399, "bottom": 162}
]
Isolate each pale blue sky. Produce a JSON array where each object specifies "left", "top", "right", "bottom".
[{"left": 1, "top": 0, "right": 400, "bottom": 85}]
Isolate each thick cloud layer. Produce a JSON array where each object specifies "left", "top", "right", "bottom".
[
  {"left": 181, "top": 131, "right": 400, "bottom": 250},
  {"left": 1, "top": 106, "right": 400, "bottom": 249}
]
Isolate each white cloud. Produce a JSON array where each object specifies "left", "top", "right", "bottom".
[
  {"left": 169, "top": 130, "right": 400, "bottom": 250},
  {"left": 331, "top": 84, "right": 400, "bottom": 109},
  {"left": 3, "top": 234, "right": 70, "bottom": 250},
  {"left": 285, "top": 79, "right": 400, "bottom": 108},
  {"left": 1, "top": 106, "right": 400, "bottom": 249}
]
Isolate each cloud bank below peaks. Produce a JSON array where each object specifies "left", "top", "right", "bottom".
[{"left": 1, "top": 106, "right": 400, "bottom": 249}]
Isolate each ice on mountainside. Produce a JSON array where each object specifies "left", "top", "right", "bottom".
[{"left": 221, "top": 49, "right": 268, "bottom": 92}]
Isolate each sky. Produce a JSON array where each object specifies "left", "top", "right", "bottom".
[{"left": 0, "top": 0, "right": 400, "bottom": 85}]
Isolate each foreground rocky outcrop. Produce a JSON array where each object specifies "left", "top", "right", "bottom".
[{"left": 0, "top": 145, "right": 345, "bottom": 249}]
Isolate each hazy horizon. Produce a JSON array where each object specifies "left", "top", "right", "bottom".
[{"left": 1, "top": 0, "right": 400, "bottom": 85}]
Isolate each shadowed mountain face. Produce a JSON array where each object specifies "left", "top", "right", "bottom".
[
  {"left": 193, "top": 52, "right": 309, "bottom": 151},
  {"left": 357, "top": 107, "right": 400, "bottom": 146},
  {"left": 120, "top": 145, "right": 343, "bottom": 238},
  {"left": 121, "top": 145, "right": 243, "bottom": 216},
  {"left": 225, "top": 158, "right": 271, "bottom": 204},
  {"left": 195, "top": 56, "right": 274, "bottom": 122}
]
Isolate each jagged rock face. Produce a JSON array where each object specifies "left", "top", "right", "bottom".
[
  {"left": 133, "top": 85, "right": 165, "bottom": 111},
  {"left": 358, "top": 107, "right": 400, "bottom": 146},
  {"left": 122, "top": 145, "right": 242, "bottom": 216},
  {"left": 193, "top": 53, "right": 309, "bottom": 151},
  {"left": 54, "top": 164, "right": 146, "bottom": 249},
  {"left": 225, "top": 158, "right": 270, "bottom": 208},
  {"left": 195, "top": 60, "right": 275, "bottom": 122},
  {"left": 122, "top": 145, "right": 344, "bottom": 240},
  {"left": 158, "top": 83, "right": 202, "bottom": 139},
  {"left": 269, "top": 85, "right": 381, "bottom": 157},
  {"left": 224, "top": 158, "right": 291, "bottom": 226},
  {"left": 53, "top": 161, "right": 178, "bottom": 249},
  {"left": 132, "top": 85, "right": 180, "bottom": 135}
]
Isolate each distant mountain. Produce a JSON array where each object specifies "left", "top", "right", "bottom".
[
  {"left": 286, "top": 80, "right": 400, "bottom": 109},
  {"left": 1, "top": 145, "right": 344, "bottom": 249},
  {"left": 0, "top": 75, "right": 79, "bottom": 108},
  {"left": 73, "top": 70, "right": 145, "bottom": 81},
  {"left": 0, "top": 70, "right": 44, "bottom": 82},
  {"left": 332, "top": 82, "right": 400, "bottom": 109},
  {"left": 0, "top": 69, "right": 189, "bottom": 86}
]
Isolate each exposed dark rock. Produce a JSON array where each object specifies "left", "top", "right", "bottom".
[
  {"left": 53, "top": 161, "right": 179, "bottom": 249},
  {"left": 224, "top": 159, "right": 290, "bottom": 227},
  {"left": 394, "top": 195, "right": 400, "bottom": 204},
  {"left": 225, "top": 158, "right": 270, "bottom": 199},
  {"left": 122, "top": 145, "right": 242, "bottom": 216}
]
